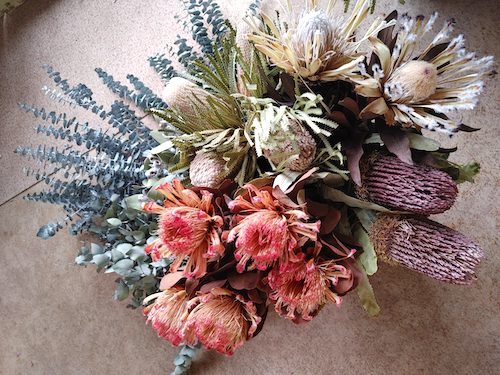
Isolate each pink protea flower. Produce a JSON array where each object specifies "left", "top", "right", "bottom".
[
  {"left": 184, "top": 288, "right": 261, "bottom": 355},
  {"left": 143, "top": 287, "right": 189, "bottom": 346},
  {"left": 143, "top": 179, "right": 224, "bottom": 278},
  {"left": 227, "top": 185, "right": 320, "bottom": 272},
  {"left": 267, "top": 259, "right": 350, "bottom": 322}
]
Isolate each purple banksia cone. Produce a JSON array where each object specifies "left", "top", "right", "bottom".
[
  {"left": 370, "top": 214, "right": 484, "bottom": 284},
  {"left": 358, "top": 154, "right": 458, "bottom": 214}
]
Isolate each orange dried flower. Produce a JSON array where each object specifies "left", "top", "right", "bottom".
[
  {"left": 143, "top": 287, "right": 189, "bottom": 346},
  {"left": 184, "top": 288, "right": 261, "bottom": 355},
  {"left": 227, "top": 185, "right": 320, "bottom": 272},
  {"left": 143, "top": 180, "right": 224, "bottom": 278},
  {"left": 268, "top": 259, "right": 350, "bottom": 322}
]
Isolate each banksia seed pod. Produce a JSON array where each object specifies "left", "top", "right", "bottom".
[
  {"left": 370, "top": 214, "right": 484, "bottom": 284},
  {"left": 385, "top": 60, "right": 438, "bottom": 102},
  {"left": 262, "top": 119, "right": 316, "bottom": 172},
  {"left": 161, "top": 77, "right": 214, "bottom": 118},
  {"left": 358, "top": 154, "right": 458, "bottom": 214},
  {"left": 189, "top": 151, "right": 227, "bottom": 188}
]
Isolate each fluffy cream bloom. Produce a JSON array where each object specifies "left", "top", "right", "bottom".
[
  {"left": 354, "top": 13, "right": 494, "bottom": 133},
  {"left": 246, "top": 0, "right": 394, "bottom": 82}
]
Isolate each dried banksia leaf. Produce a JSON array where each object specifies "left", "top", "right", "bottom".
[
  {"left": 189, "top": 152, "right": 228, "bottom": 188},
  {"left": 262, "top": 118, "right": 317, "bottom": 172},
  {"left": 370, "top": 214, "right": 484, "bottom": 284},
  {"left": 358, "top": 154, "right": 457, "bottom": 214}
]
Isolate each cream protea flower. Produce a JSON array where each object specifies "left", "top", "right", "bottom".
[
  {"left": 246, "top": 0, "right": 394, "bottom": 82},
  {"left": 189, "top": 151, "right": 228, "bottom": 188},
  {"left": 262, "top": 117, "right": 317, "bottom": 171},
  {"left": 355, "top": 13, "right": 494, "bottom": 133},
  {"left": 228, "top": 184, "right": 320, "bottom": 272},
  {"left": 143, "top": 287, "right": 189, "bottom": 346},
  {"left": 143, "top": 180, "right": 224, "bottom": 278},
  {"left": 184, "top": 288, "right": 261, "bottom": 355},
  {"left": 268, "top": 259, "right": 350, "bottom": 322}
]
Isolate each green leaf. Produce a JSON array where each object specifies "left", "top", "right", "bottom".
[
  {"left": 106, "top": 218, "right": 122, "bottom": 227},
  {"left": 456, "top": 161, "right": 481, "bottom": 183},
  {"left": 355, "top": 262, "right": 380, "bottom": 317},
  {"left": 123, "top": 194, "right": 143, "bottom": 211},
  {"left": 112, "top": 259, "right": 135, "bottom": 276},
  {"left": 353, "top": 225, "right": 378, "bottom": 275},
  {"left": 92, "top": 253, "right": 111, "bottom": 268},
  {"left": 321, "top": 186, "right": 389, "bottom": 212},
  {"left": 90, "top": 243, "right": 104, "bottom": 255},
  {"left": 354, "top": 209, "right": 378, "bottom": 232},
  {"left": 128, "top": 246, "right": 146, "bottom": 261},
  {"left": 407, "top": 133, "right": 441, "bottom": 151},
  {"left": 113, "top": 280, "right": 130, "bottom": 301},
  {"left": 116, "top": 243, "right": 133, "bottom": 254}
]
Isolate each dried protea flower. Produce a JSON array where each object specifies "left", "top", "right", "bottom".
[
  {"left": 184, "top": 288, "right": 261, "bottom": 355},
  {"left": 228, "top": 184, "right": 320, "bottom": 272},
  {"left": 189, "top": 151, "right": 228, "bottom": 188},
  {"left": 268, "top": 259, "right": 350, "bottom": 322},
  {"left": 262, "top": 118, "right": 317, "bottom": 171},
  {"left": 143, "top": 287, "right": 189, "bottom": 346},
  {"left": 385, "top": 61, "right": 438, "bottom": 102},
  {"left": 355, "top": 13, "right": 494, "bottom": 133},
  {"left": 143, "top": 180, "right": 224, "bottom": 278},
  {"left": 358, "top": 154, "right": 457, "bottom": 214},
  {"left": 370, "top": 214, "right": 484, "bottom": 284},
  {"left": 247, "top": 0, "right": 394, "bottom": 82}
]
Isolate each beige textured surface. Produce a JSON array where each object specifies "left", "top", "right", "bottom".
[{"left": 0, "top": 0, "right": 498, "bottom": 374}]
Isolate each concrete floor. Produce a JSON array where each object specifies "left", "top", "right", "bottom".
[{"left": 0, "top": 0, "right": 498, "bottom": 374}]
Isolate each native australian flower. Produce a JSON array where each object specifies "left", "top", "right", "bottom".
[
  {"left": 189, "top": 151, "right": 228, "bottom": 188},
  {"left": 355, "top": 12, "right": 494, "bottom": 133},
  {"left": 143, "top": 180, "right": 224, "bottom": 278},
  {"left": 268, "top": 258, "right": 350, "bottom": 322},
  {"left": 357, "top": 154, "right": 458, "bottom": 214},
  {"left": 143, "top": 287, "right": 189, "bottom": 346},
  {"left": 184, "top": 288, "right": 261, "bottom": 355},
  {"left": 262, "top": 117, "right": 317, "bottom": 172},
  {"left": 370, "top": 214, "right": 484, "bottom": 284},
  {"left": 246, "top": 0, "right": 394, "bottom": 82},
  {"left": 228, "top": 185, "right": 320, "bottom": 272}
]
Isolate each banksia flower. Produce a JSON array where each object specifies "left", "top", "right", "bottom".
[
  {"left": 355, "top": 12, "right": 494, "bottom": 133},
  {"left": 268, "top": 259, "right": 350, "bottom": 322},
  {"left": 246, "top": 0, "right": 394, "bottom": 82},
  {"left": 358, "top": 154, "right": 457, "bottom": 214},
  {"left": 370, "top": 214, "right": 484, "bottom": 284},
  {"left": 228, "top": 184, "right": 320, "bottom": 272},
  {"left": 262, "top": 118, "right": 317, "bottom": 171},
  {"left": 161, "top": 77, "right": 214, "bottom": 119},
  {"left": 143, "top": 180, "right": 224, "bottom": 278},
  {"left": 143, "top": 287, "right": 189, "bottom": 346},
  {"left": 184, "top": 288, "right": 261, "bottom": 355},
  {"left": 189, "top": 151, "right": 228, "bottom": 188}
]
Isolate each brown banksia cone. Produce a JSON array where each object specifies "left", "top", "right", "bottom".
[
  {"left": 161, "top": 77, "right": 215, "bottom": 119},
  {"left": 189, "top": 151, "right": 228, "bottom": 188},
  {"left": 370, "top": 214, "right": 484, "bottom": 284},
  {"left": 262, "top": 119, "right": 317, "bottom": 172},
  {"left": 357, "top": 154, "right": 458, "bottom": 214}
]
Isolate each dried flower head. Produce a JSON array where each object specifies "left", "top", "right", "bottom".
[
  {"left": 246, "top": 0, "right": 394, "bottom": 81},
  {"left": 184, "top": 288, "right": 261, "bottom": 355},
  {"left": 161, "top": 77, "right": 214, "bottom": 119},
  {"left": 143, "top": 287, "right": 189, "bottom": 346},
  {"left": 228, "top": 184, "right": 320, "bottom": 272},
  {"left": 268, "top": 259, "right": 350, "bottom": 322},
  {"left": 358, "top": 154, "right": 458, "bottom": 214},
  {"left": 262, "top": 117, "right": 317, "bottom": 171},
  {"left": 143, "top": 180, "right": 224, "bottom": 278},
  {"left": 355, "top": 13, "right": 494, "bottom": 133},
  {"left": 189, "top": 151, "right": 228, "bottom": 188},
  {"left": 370, "top": 214, "right": 484, "bottom": 284}
]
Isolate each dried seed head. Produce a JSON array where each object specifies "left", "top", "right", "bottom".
[
  {"left": 385, "top": 60, "right": 438, "bottom": 103},
  {"left": 358, "top": 154, "right": 457, "bottom": 215},
  {"left": 189, "top": 151, "right": 227, "bottom": 188},
  {"left": 262, "top": 118, "right": 317, "bottom": 172},
  {"left": 161, "top": 77, "right": 213, "bottom": 117},
  {"left": 370, "top": 214, "right": 484, "bottom": 284}
]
